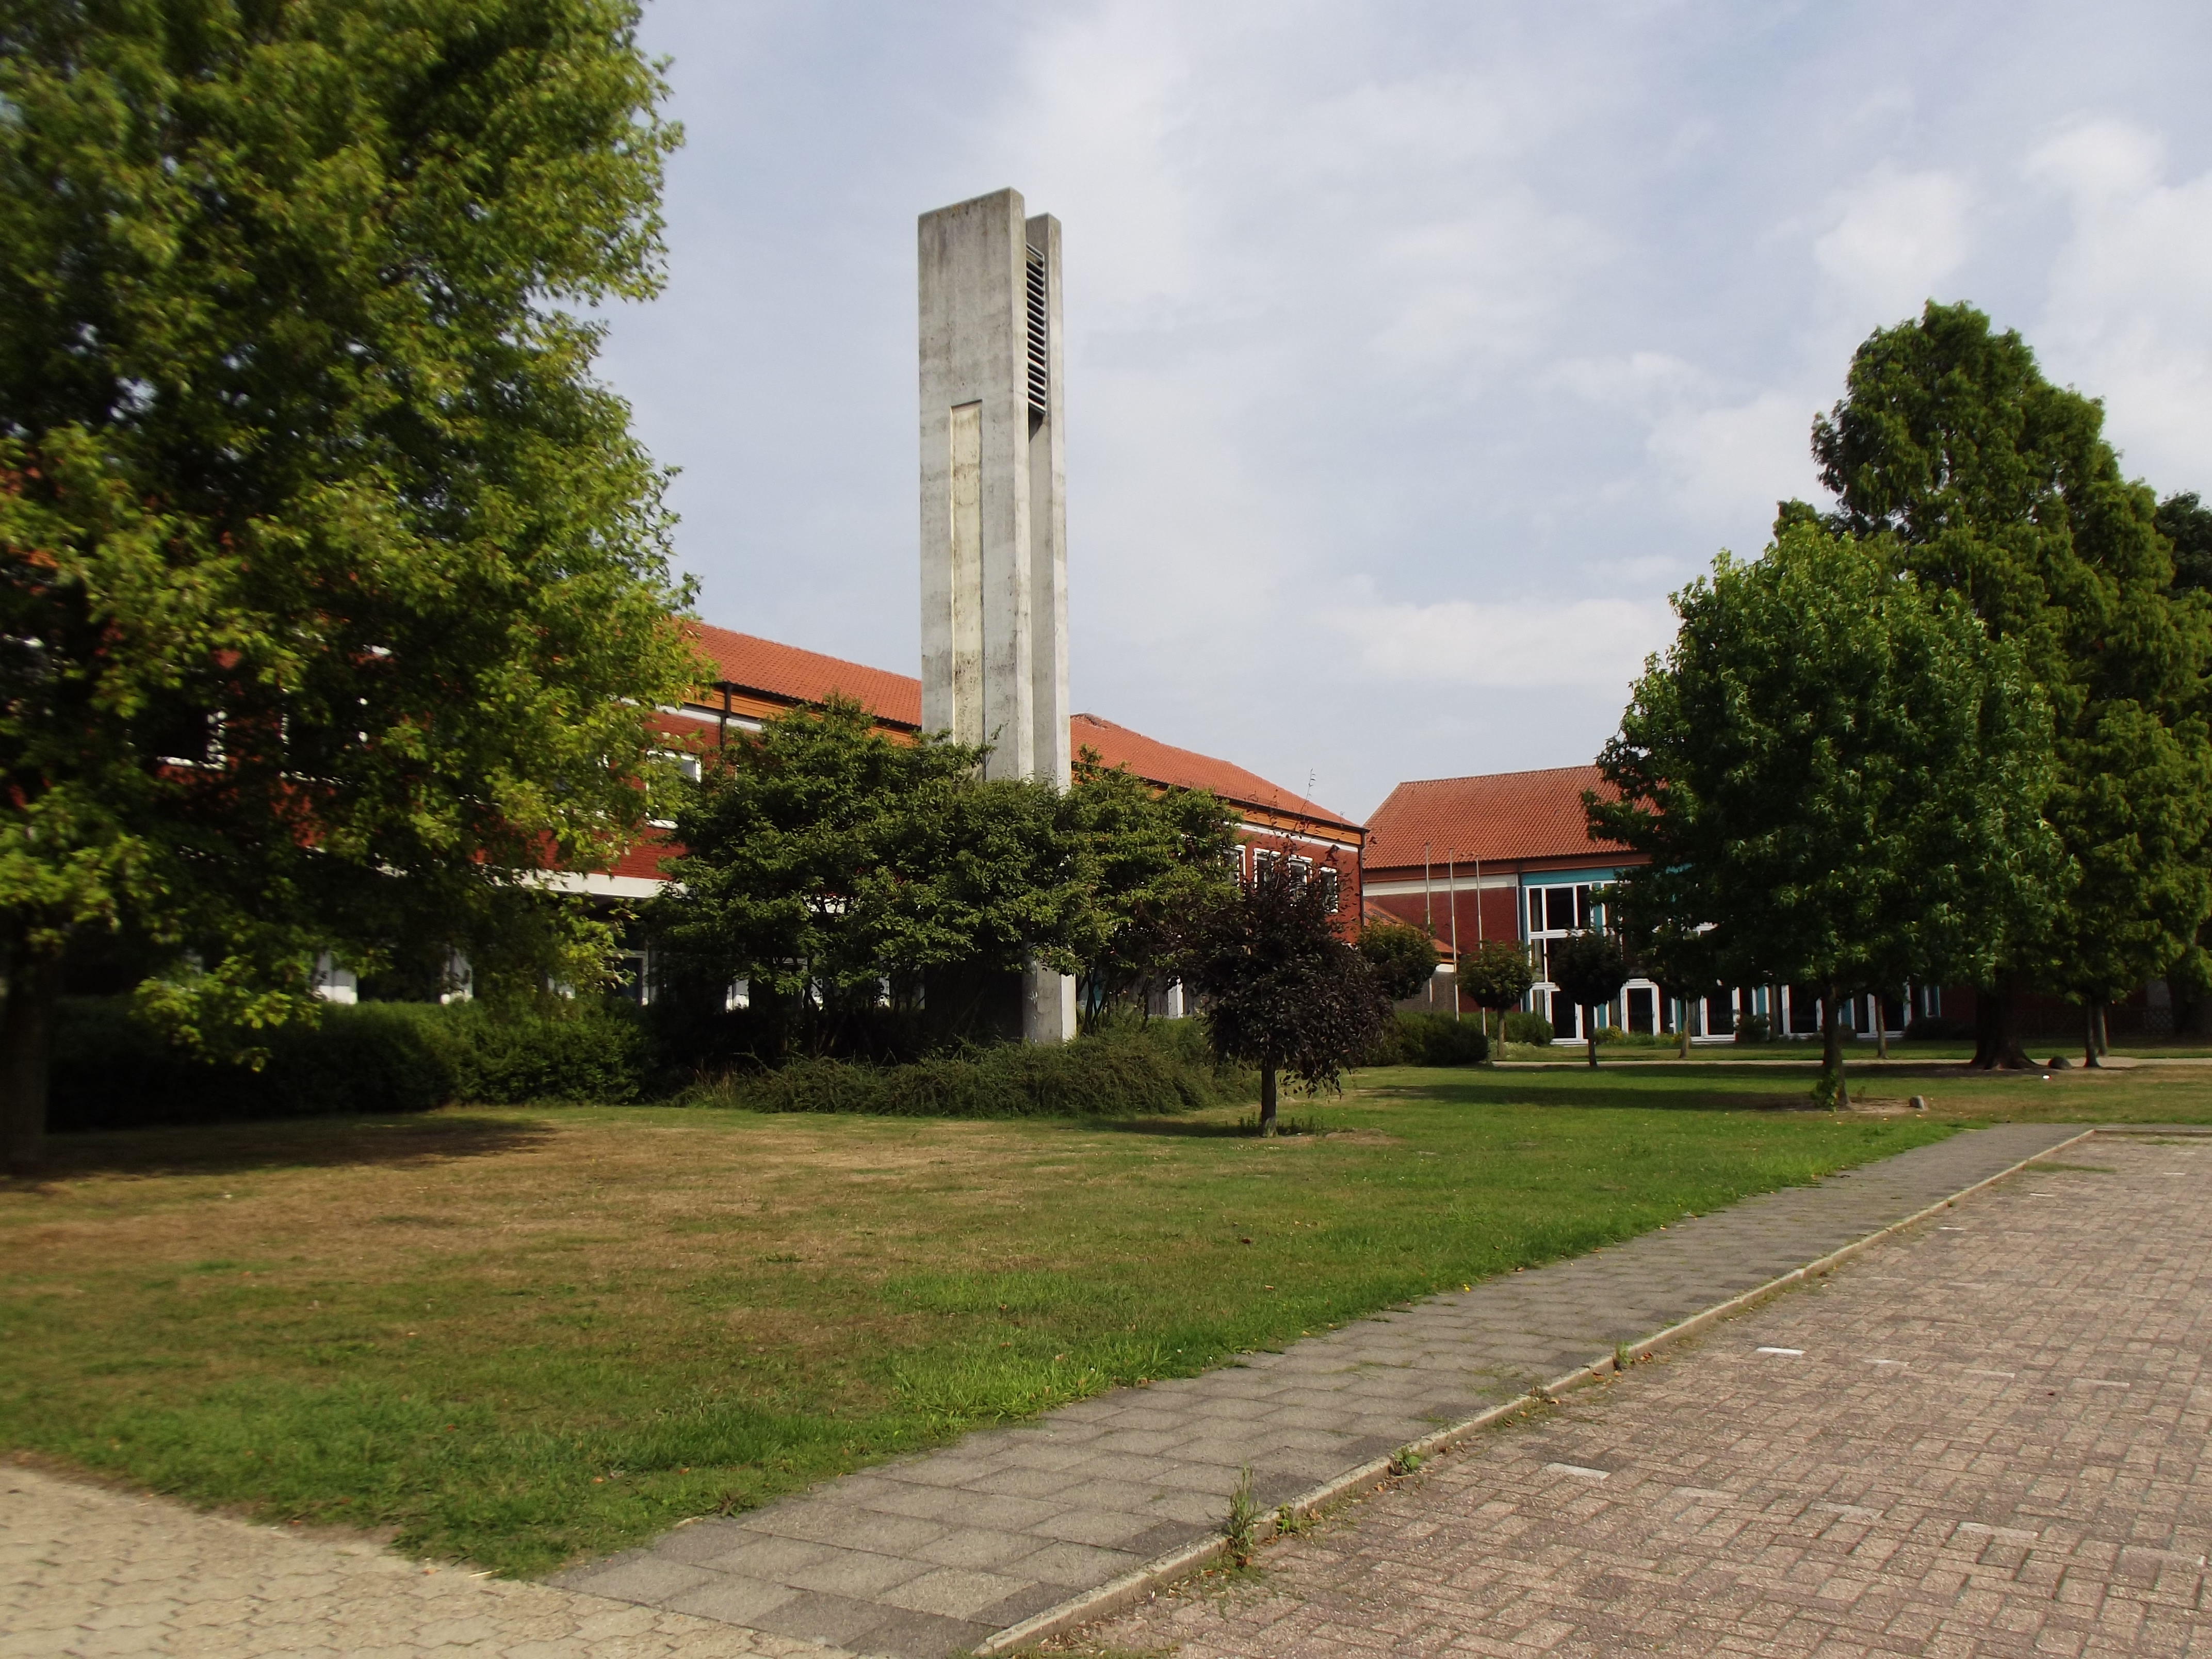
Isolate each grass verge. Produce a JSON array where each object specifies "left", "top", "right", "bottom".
[{"left": 8, "top": 1056, "right": 2195, "bottom": 1575}]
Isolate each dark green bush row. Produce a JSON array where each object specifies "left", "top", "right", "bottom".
[
  {"left": 690, "top": 1021, "right": 1250, "bottom": 1119},
  {"left": 1363, "top": 1011, "right": 1490, "bottom": 1067},
  {"left": 50, "top": 998, "right": 647, "bottom": 1131}
]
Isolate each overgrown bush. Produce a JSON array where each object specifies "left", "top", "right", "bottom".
[
  {"left": 1734, "top": 1013, "right": 1772, "bottom": 1043},
  {"left": 690, "top": 1021, "right": 1249, "bottom": 1119},
  {"left": 1500, "top": 1011, "right": 1554, "bottom": 1045},
  {"left": 49, "top": 997, "right": 649, "bottom": 1131},
  {"left": 1363, "top": 1012, "right": 1489, "bottom": 1067},
  {"left": 1904, "top": 1014, "right": 1971, "bottom": 1041}
]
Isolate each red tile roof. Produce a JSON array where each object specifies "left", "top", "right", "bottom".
[
  {"left": 687, "top": 625, "right": 1361, "bottom": 836},
  {"left": 690, "top": 623, "right": 922, "bottom": 727},
  {"left": 1365, "top": 765, "right": 1629, "bottom": 872},
  {"left": 1074, "top": 713, "right": 1361, "bottom": 837}
]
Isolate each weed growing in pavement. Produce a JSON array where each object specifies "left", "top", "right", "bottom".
[
  {"left": 1389, "top": 1445, "right": 1425, "bottom": 1476},
  {"left": 1223, "top": 1465, "right": 1260, "bottom": 1565},
  {"left": 1274, "top": 1502, "right": 1315, "bottom": 1537}
]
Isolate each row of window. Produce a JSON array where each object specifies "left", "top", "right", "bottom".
[{"left": 1239, "top": 846, "right": 1343, "bottom": 911}]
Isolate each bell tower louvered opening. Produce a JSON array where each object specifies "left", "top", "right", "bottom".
[{"left": 1024, "top": 245, "right": 1050, "bottom": 420}]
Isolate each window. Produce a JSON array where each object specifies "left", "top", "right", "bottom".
[
  {"left": 1288, "top": 855, "right": 1312, "bottom": 888},
  {"left": 1316, "top": 866, "right": 1341, "bottom": 912},
  {"left": 1527, "top": 883, "right": 1598, "bottom": 935}
]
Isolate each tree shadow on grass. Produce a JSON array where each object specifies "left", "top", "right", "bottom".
[
  {"left": 26, "top": 1112, "right": 554, "bottom": 1181},
  {"left": 1371, "top": 1075, "right": 1823, "bottom": 1113}
]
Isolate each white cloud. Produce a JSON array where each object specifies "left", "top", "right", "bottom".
[
  {"left": 2028, "top": 119, "right": 2212, "bottom": 489},
  {"left": 1330, "top": 594, "right": 1676, "bottom": 690},
  {"left": 1813, "top": 166, "right": 1973, "bottom": 324},
  {"left": 1647, "top": 389, "right": 1822, "bottom": 529}
]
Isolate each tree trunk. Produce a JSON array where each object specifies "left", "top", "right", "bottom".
[
  {"left": 1875, "top": 992, "right": 1888, "bottom": 1061},
  {"left": 1259, "top": 1063, "right": 1277, "bottom": 1136},
  {"left": 2, "top": 957, "right": 59, "bottom": 1178},
  {"left": 1970, "top": 977, "right": 2035, "bottom": 1069},
  {"left": 2081, "top": 1002, "right": 2101, "bottom": 1069},
  {"left": 1584, "top": 1007, "right": 1598, "bottom": 1068},
  {"left": 1821, "top": 981, "right": 1849, "bottom": 1111},
  {"left": 2094, "top": 1002, "right": 2110, "bottom": 1056}
]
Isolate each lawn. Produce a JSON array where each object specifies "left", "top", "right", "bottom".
[{"left": 2, "top": 1056, "right": 2201, "bottom": 1576}]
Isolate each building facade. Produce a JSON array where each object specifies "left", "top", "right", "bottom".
[{"left": 1362, "top": 765, "right": 1931, "bottom": 1044}]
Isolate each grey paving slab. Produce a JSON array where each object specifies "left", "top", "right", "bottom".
[{"left": 552, "top": 1121, "right": 2076, "bottom": 1657}]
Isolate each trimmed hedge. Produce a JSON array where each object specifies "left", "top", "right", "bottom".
[
  {"left": 49, "top": 998, "right": 648, "bottom": 1132},
  {"left": 1500, "top": 1011, "right": 1554, "bottom": 1045},
  {"left": 691, "top": 1022, "right": 1250, "bottom": 1119},
  {"left": 1364, "top": 1011, "right": 1489, "bottom": 1067}
]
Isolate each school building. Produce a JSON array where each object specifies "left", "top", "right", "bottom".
[{"left": 1361, "top": 765, "right": 1942, "bottom": 1043}]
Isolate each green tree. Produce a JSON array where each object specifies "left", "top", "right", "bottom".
[
  {"left": 1808, "top": 302, "right": 2212, "bottom": 1066},
  {"left": 2158, "top": 493, "right": 2212, "bottom": 596},
  {"left": 1358, "top": 918, "right": 1439, "bottom": 1004},
  {"left": 1180, "top": 852, "right": 1383, "bottom": 1135},
  {"left": 1547, "top": 929, "right": 1629, "bottom": 1070},
  {"left": 1064, "top": 750, "right": 1239, "bottom": 1026},
  {"left": 1593, "top": 524, "right": 2060, "bottom": 1108},
  {"left": 655, "top": 698, "right": 1097, "bottom": 1044},
  {"left": 1456, "top": 938, "right": 1533, "bottom": 1043},
  {"left": 0, "top": 1, "right": 696, "bottom": 1169}
]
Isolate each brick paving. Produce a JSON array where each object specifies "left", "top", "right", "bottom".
[
  {"left": 0, "top": 1462, "right": 835, "bottom": 1659},
  {"left": 554, "top": 1124, "right": 2079, "bottom": 1657},
  {"left": 1078, "top": 1131, "right": 2212, "bottom": 1657}
]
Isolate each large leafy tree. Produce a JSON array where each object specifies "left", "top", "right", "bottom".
[
  {"left": 1593, "top": 524, "right": 2059, "bottom": 1107},
  {"left": 655, "top": 699, "right": 1097, "bottom": 1032},
  {"left": 1808, "top": 302, "right": 2212, "bottom": 1065},
  {"left": 1179, "top": 852, "right": 1382, "bottom": 1135},
  {"left": 1063, "top": 749, "right": 1239, "bottom": 1024},
  {"left": 0, "top": 2, "right": 698, "bottom": 1168}
]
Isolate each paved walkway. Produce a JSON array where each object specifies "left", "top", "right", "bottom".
[
  {"left": 552, "top": 1123, "right": 2079, "bottom": 1657},
  {"left": 0, "top": 1462, "right": 834, "bottom": 1659},
  {"left": 1082, "top": 1130, "right": 2212, "bottom": 1657}
]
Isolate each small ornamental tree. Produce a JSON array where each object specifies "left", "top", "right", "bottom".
[
  {"left": 0, "top": 3, "right": 698, "bottom": 1170},
  {"left": 1181, "top": 851, "right": 1384, "bottom": 1135},
  {"left": 1358, "top": 919, "right": 1439, "bottom": 1004},
  {"left": 1549, "top": 930, "right": 1629, "bottom": 1069},
  {"left": 1458, "top": 939, "right": 1534, "bottom": 1043}
]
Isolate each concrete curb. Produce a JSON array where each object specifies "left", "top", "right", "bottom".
[{"left": 966, "top": 1124, "right": 2099, "bottom": 1657}]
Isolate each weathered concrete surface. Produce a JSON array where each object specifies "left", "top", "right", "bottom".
[
  {"left": 1083, "top": 1131, "right": 2212, "bottom": 1657},
  {"left": 557, "top": 1123, "right": 2080, "bottom": 1657},
  {"left": 0, "top": 1463, "right": 833, "bottom": 1659}
]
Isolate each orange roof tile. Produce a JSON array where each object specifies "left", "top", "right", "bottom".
[
  {"left": 1365, "top": 765, "right": 1630, "bottom": 872},
  {"left": 685, "top": 625, "right": 1361, "bottom": 837},
  {"left": 689, "top": 623, "right": 922, "bottom": 727},
  {"left": 1074, "top": 713, "right": 1361, "bottom": 837}
]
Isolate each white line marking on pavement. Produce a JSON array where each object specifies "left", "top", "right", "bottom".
[
  {"left": 1755, "top": 1346, "right": 1803, "bottom": 1356},
  {"left": 1544, "top": 1463, "right": 1609, "bottom": 1480}
]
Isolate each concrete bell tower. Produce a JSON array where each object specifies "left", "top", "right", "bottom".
[{"left": 918, "top": 187, "right": 1075, "bottom": 1043}]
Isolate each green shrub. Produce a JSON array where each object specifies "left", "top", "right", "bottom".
[
  {"left": 1500, "top": 1011, "right": 1554, "bottom": 1045},
  {"left": 1904, "top": 1014, "right": 1971, "bottom": 1041},
  {"left": 692, "top": 1022, "right": 1248, "bottom": 1119},
  {"left": 1594, "top": 1023, "right": 1627, "bottom": 1044},
  {"left": 49, "top": 997, "right": 650, "bottom": 1132},
  {"left": 439, "top": 1002, "right": 646, "bottom": 1103},
  {"left": 1734, "top": 1013, "right": 1772, "bottom": 1043},
  {"left": 1365, "top": 1011, "right": 1489, "bottom": 1067}
]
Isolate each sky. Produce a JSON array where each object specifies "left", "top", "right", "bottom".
[{"left": 596, "top": 0, "right": 2212, "bottom": 822}]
